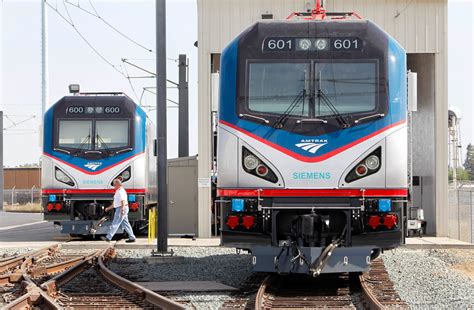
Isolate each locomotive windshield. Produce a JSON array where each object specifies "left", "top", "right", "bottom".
[
  {"left": 246, "top": 60, "right": 378, "bottom": 119},
  {"left": 58, "top": 120, "right": 92, "bottom": 150},
  {"left": 248, "top": 63, "right": 310, "bottom": 116},
  {"left": 96, "top": 120, "right": 129, "bottom": 149},
  {"left": 56, "top": 118, "right": 131, "bottom": 154},
  {"left": 315, "top": 62, "right": 377, "bottom": 116}
]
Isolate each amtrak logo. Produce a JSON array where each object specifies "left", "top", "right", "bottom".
[
  {"left": 295, "top": 139, "right": 328, "bottom": 154},
  {"left": 84, "top": 162, "right": 102, "bottom": 171}
]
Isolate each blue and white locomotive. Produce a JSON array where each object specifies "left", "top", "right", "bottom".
[
  {"left": 217, "top": 8, "right": 408, "bottom": 275},
  {"left": 41, "top": 93, "right": 156, "bottom": 236}
]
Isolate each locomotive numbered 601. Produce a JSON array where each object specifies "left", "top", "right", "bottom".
[{"left": 217, "top": 8, "right": 408, "bottom": 275}]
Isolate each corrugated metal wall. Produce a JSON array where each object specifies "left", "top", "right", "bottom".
[
  {"left": 198, "top": 0, "right": 446, "bottom": 53},
  {"left": 197, "top": 0, "right": 448, "bottom": 237},
  {"left": 4, "top": 168, "right": 41, "bottom": 189}
]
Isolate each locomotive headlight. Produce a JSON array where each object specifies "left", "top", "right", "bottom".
[
  {"left": 121, "top": 170, "right": 131, "bottom": 180},
  {"left": 315, "top": 38, "right": 329, "bottom": 50},
  {"left": 298, "top": 39, "right": 312, "bottom": 51},
  {"left": 55, "top": 167, "right": 75, "bottom": 186},
  {"left": 111, "top": 167, "right": 132, "bottom": 186},
  {"left": 244, "top": 155, "right": 259, "bottom": 170},
  {"left": 365, "top": 155, "right": 380, "bottom": 170}
]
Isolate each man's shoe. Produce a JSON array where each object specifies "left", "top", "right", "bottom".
[
  {"left": 101, "top": 236, "right": 111, "bottom": 242},
  {"left": 125, "top": 239, "right": 136, "bottom": 243}
]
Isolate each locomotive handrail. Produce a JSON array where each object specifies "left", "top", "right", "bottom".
[
  {"left": 354, "top": 113, "right": 385, "bottom": 124},
  {"left": 296, "top": 118, "right": 328, "bottom": 124},
  {"left": 115, "top": 147, "right": 133, "bottom": 154},
  {"left": 239, "top": 113, "right": 270, "bottom": 124},
  {"left": 53, "top": 148, "right": 71, "bottom": 154}
]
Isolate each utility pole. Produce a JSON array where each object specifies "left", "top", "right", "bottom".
[
  {"left": 155, "top": 0, "right": 168, "bottom": 254},
  {"left": 178, "top": 54, "right": 189, "bottom": 157},
  {"left": 41, "top": 0, "right": 48, "bottom": 117}
]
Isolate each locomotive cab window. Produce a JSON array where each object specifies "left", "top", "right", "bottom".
[
  {"left": 248, "top": 62, "right": 310, "bottom": 117},
  {"left": 315, "top": 61, "right": 377, "bottom": 116},
  {"left": 58, "top": 120, "right": 92, "bottom": 149},
  {"left": 96, "top": 120, "right": 129, "bottom": 149}
]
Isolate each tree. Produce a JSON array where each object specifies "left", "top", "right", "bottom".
[{"left": 463, "top": 143, "right": 474, "bottom": 180}]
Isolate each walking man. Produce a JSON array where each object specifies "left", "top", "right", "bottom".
[{"left": 101, "top": 179, "right": 136, "bottom": 243}]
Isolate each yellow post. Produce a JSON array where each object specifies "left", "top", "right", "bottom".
[
  {"left": 148, "top": 207, "right": 157, "bottom": 244},
  {"left": 148, "top": 208, "right": 151, "bottom": 244}
]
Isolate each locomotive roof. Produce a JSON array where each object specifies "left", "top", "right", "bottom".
[
  {"left": 238, "top": 19, "right": 389, "bottom": 44},
  {"left": 53, "top": 94, "right": 137, "bottom": 106}
]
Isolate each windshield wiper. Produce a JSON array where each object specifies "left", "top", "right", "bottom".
[
  {"left": 74, "top": 134, "right": 91, "bottom": 156},
  {"left": 354, "top": 113, "right": 385, "bottom": 124},
  {"left": 95, "top": 134, "right": 113, "bottom": 156},
  {"left": 316, "top": 70, "right": 351, "bottom": 128},
  {"left": 273, "top": 90, "right": 306, "bottom": 129}
]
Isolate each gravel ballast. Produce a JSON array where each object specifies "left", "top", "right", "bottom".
[
  {"left": 110, "top": 247, "right": 253, "bottom": 309},
  {"left": 382, "top": 248, "right": 474, "bottom": 309}
]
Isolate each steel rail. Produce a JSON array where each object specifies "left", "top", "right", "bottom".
[
  {"left": 4, "top": 282, "right": 61, "bottom": 310},
  {"left": 359, "top": 274, "right": 384, "bottom": 310},
  {"left": 96, "top": 249, "right": 186, "bottom": 310},
  {"left": 254, "top": 275, "right": 271, "bottom": 310},
  {"left": 40, "top": 249, "right": 103, "bottom": 296},
  {"left": 30, "top": 251, "right": 101, "bottom": 278},
  {"left": 0, "top": 245, "right": 59, "bottom": 275}
]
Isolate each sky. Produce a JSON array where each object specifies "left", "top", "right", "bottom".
[
  {"left": 1, "top": 0, "right": 198, "bottom": 167},
  {"left": 0, "top": 0, "right": 473, "bottom": 167}
]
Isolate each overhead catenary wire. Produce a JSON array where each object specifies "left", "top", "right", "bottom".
[
  {"left": 121, "top": 58, "right": 179, "bottom": 87},
  {"left": 45, "top": 0, "right": 128, "bottom": 78},
  {"left": 64, "top": 0, "right": 154, "bottom": 53}
]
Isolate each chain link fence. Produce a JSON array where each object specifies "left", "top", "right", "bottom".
[
  {"left": 3, "top": 187, "right": 41, "bottom": 206},
  {"left": 448, "top": 188, "right": 473, "bottom": 243}
]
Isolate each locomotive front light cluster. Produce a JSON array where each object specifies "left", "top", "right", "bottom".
[
  {"left": 111, "top": 167, "right": 132, "bottom": 186},
  {"left": 345, "top": 147, "right": 382, "bottom": 183},
  {"left": 355, "top": 164, "right": 368, "bottom": 177},
  {"left": 365, "top": 155, "right": 380, "bottom": 170},
  {"left": 242, "top": 147, "right": 278, "bottom": 183},
  {"left": 256, "top": 164, "right": 269, "bottom": 177},
  {"left": 55, "top": 167, "right": 75, "bottom": 186},
  {"left": 243, "top": 155, "right": 259, "bottom": 170}
]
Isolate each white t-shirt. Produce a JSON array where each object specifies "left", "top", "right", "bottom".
[{"left": 113, "top": 187, "right": 128, "bottom": 208}]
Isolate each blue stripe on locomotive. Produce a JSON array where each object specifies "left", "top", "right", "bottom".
[
  {"left": 43, "top": 103, "right": 146, "bottom": 173},
  {"left": 219, "top": 31, "right": 406, "bottom": 159}
]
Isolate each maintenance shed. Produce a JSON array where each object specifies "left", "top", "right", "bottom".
[{"left": 196, "top": 0, "right": 448, "bottom": 237}]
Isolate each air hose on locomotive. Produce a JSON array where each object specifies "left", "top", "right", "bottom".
[{"left": 274, "top": 227, "right": 347, "bottom": 277}]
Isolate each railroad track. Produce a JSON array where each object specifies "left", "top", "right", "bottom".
[
  {"left": 0, "top": 245, "right": 186, "bottom": 310},
  {"left": 254, "top": 258, "right": 409, "bottom": 309},
  {"left": 358, "top": 258, "right": 409, "bottom": 309}
]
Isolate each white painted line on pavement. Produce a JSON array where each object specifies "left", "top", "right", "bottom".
[{"left": 0, "top": 221, "right": 47, "bottom": 231}]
